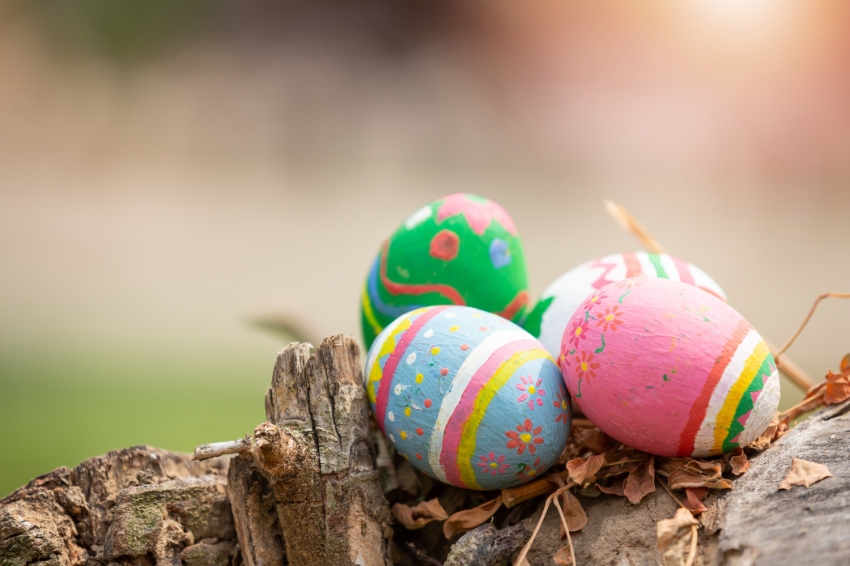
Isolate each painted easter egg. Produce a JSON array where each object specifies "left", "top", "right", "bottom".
[
  {"left": 523, "top": 252, "right": 726, "bottom": 359},
  {"left": 559, "top": 277, "right": 780, "bottom": 458},
  {"left": 365, "top": 305, "right": 571, "bottom": 490},
  {"left": 360, "top": 193, "right": 530, "bottom": 350}
]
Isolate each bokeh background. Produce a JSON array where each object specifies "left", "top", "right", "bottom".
[{"left": 2, "top": 0, "right": 849, "bottom": 496}]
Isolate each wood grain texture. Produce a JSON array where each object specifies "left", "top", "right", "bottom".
[
  {"left": 225, "top": 455, "right": 284, "bottom": 566},
  {"left": 0, "top": 447, "right": 234, "bottom": 566},
  {"left": 259, "top": 335, "right": 393, "bottom": 566}
]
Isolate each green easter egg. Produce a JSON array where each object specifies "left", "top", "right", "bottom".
[{"left": 361, "top": 193, "right": 530, "bottom": 349}]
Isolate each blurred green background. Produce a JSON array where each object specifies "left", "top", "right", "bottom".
[{"left": 3, "top": 0, "right": 850, "bottom": 496}]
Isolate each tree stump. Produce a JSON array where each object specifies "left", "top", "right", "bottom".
[
  {"left": 251, "top": 335, "right": 393, "bottom": 566},
  {"left": 0, "top": 447, "right": 234, "bottom": 566}
]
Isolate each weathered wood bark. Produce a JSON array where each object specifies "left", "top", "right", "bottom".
[
  {"left": 255, "top": 335, "right": 393, "bottom": 566},
  {"left": 4, "top": 345, "right": 847, "bottom": 566},
  {"left": 1, "top": 447, "right": 235, "bottom": 566},
  {"left": 443, "top": 524, "right": 530, "bottom": 566},
  {"left": 225, "top": 456, "right": 284, "bottom": 566}
]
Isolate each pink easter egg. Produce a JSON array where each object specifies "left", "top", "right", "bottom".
[{"left": 559, "top": 278, "right": 780, "bottom": 458}]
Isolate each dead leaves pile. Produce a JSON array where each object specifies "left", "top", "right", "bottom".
[{"left": 389, "top": 359, "right": 845, "bottom": 565}]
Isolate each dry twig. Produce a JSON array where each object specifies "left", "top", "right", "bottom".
[{"left": 773, "top": 292, "right": 850, "bottom": 367}]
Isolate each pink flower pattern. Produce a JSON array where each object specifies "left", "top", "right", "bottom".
[
  {"left": 595, "top": 305, "right": 624, "bottom": 332},
  {"left": 477, "top": 452, "right": 510, "bottom": 476},
  {"left": 516, "top": 375, "right": 546, "bottom": 410},
  {"left": 566, "top": 319, "right": 589, "bottom": 348},
  {"left": 575, "top": 351, "right": 600, "bottom": 382},
  {"left": 581, "top": 291, "right": 609, "bottom": 312},
  {"left": 554, "top": 387, "right": 570, "bottom": 425}
]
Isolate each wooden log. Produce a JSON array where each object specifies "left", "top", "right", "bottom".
[
  {"left": 0, "top": 447, "right": 234, "bottom": 566},
  {"left": 225, "top": 455, "right": 285, "bottom": 566},
  {"left": 256, "top": 335, "right": 393, "bottom": 566}
]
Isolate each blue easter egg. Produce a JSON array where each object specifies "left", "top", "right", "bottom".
[{"left": 364, "top": 305, "right": 571, "bottom": 490}]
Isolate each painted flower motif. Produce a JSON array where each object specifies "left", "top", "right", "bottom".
[
  {"left": 554, "top": 387, "right": 570, "bottom": 425},
  {"left": 574, "top": 351, "right": 600, "bottom": 382},
  {"left": 505, "top": 418, "right": 545, "bottom": 455},
  {"left": 515, "top": 457, "right": 543, "bottom": 478},
  {"left": 595, "top": 305, "right": 624, "bottom": 332},
  {"left": 581, "top": 291, "right": 609, "bottom": 312},
  {"left": 477, "top": 452, "right": 510, "bottom": 476},
  {"left": 614, "top": 278, "right": 642, "bottom": 290},
  {"left": 566, "top": 319, "right": 589, "bottom": 348},
  {"left": 516, "top": 375, "right": 546, "bottom": 410}
]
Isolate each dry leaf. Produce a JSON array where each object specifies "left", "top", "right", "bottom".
[
  {"left": 566, "top": 454, "right": 606, "bottom": 486},
  {"left": 392, "top": 498, "right": 448, "bottom": 530},
  {"left": 560, "top": 489, "right": 588, "bottom": 534},
  {"left": 596, "top": 476, "right": 626, "bottom": 497},
  {"left": 573, "top": 426, "right": 613, "bottom": 453},
  {"left": 824, "top": 370, "right": 850, "bottom": 405},
  {"left": 682, "top": 487, "right": 707, "bottom": 515},
  {"left": 443, "top": 496, "right": 502, "bottom": 538},
  {"left": 778, "top": 458, "right": 833, "bottom": 490},
  {"left": 624, "top": 457, "right": 655, "bottom": 504},
  {"left": 656, "top": 507, "right": 698, "bottom": 551},
  {"left": 553, "top": 545, "right": 573, "bottom": 565},
  {"left": 728, "top": 448, "right": 750, "bottom": 475},
  {"left": 660, "top": 458, "right": 732, "bottom": 490},
  {"left": 841, "top": 353, "right": 850, "bottom": 375},
  {"left": 747, "top": 412, "right": 780, "bottom": 452}
]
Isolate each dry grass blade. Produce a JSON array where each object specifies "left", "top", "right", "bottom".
[
  {"left": 513, "top": 492, "right": 555, "bottom": 566},
  {"left": 603, "top": 199, "right": 667, "bottom": 254},
  {"left": 774, "top": 292, "right": 850, "bottom": 367},
  {"left": 657, "top": 477, "right": 687, "bottom": 510},
  {"left": 551, "top": 495, "right": 578, "bottom": 566},
  {"left": 685, "top": 525, "right": 698, "bottom": 566},
  {"left": 512, "top": 484, "right": 573, "bottom": 566},
  {"left": 779, "top": 389, "right": 826, "bottom": 421}
]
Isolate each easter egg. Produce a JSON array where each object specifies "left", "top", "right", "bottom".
[
  {"left": 559, "top": 277, "right": 780, "bottom": 458},
  {"left": 365, "top": 305, "right": 571, "bottom": 489},
  {"left": 360, "top": 193, "right": 530, "bottom": 350},
  {"left": 523, "top": 252, "right": 726, "bottom": 359}
]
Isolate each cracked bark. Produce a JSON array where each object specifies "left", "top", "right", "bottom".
[
  {"left": 254, "top": 335, "right": 393, "bottom": 566},
  {"left": 0, "top": 447, "right": 234, "bottom": 566}
]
